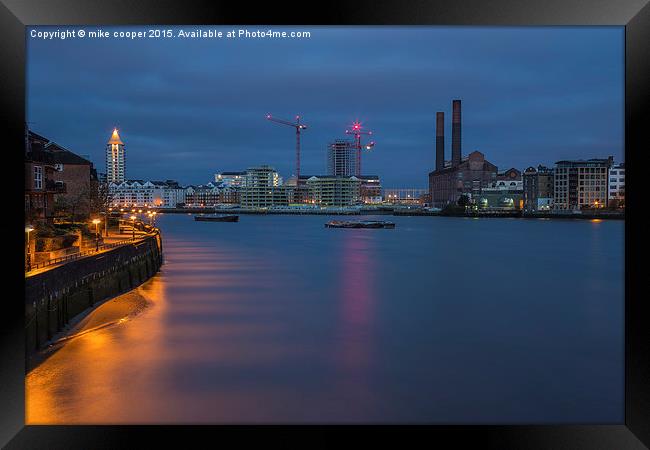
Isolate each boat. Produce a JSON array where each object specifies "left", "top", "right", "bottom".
[
  {"left": 325, "top": 220, "right": 395, "bottom": 229},
  {"left": 194, "top": 215, "right": 239, "bottom": 222}
]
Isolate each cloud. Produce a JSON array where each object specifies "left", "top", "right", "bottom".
[{"left": 27, "top": 26, "right": 623, "bottom": 186}]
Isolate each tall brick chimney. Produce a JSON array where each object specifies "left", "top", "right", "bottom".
[
  {"left": 435, "top": 112, "right": 444, "bottom": 171},
  {"left": 451, "top": 99, "right": 461, "bottom": 167}
]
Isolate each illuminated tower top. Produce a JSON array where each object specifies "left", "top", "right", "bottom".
[
  {"left": 106, "top": 127, "right": 125, "bottom": 184},
  {"left": 108, "top": 128, "right": 124, "bottom": 145}
]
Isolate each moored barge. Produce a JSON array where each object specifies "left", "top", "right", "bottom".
[
  {"left": 325, "top": 220, "right": 395, "bottom": 229},
  {"left": 194, "top": 215, "right": 239, "bottom": 222}
]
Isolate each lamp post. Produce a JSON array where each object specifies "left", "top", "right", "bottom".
[
  {"left": 92, "top": 219, "right": 101, "bottom": 251},
  {"left": 152, "top": 211, "right": 157, "bottom": 227},
  {"left": 25, "top": 225, "right": 34, "bottom": 272},
  {"left": 130, "top": 215, "right": 137, "bottom": 240}
]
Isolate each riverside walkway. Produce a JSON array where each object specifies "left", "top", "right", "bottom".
[{"left": 26, "top": 224, "right": 154, "bottom": 276}]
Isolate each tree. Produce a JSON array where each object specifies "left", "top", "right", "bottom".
[
  {"left": 457, "top": 194, "right": 470, "bottom": 207},
  {"left": 87, "top": 180, "right": 112, "bottom": 216}
]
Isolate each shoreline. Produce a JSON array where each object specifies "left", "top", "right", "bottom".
[
  {"left": 154, "top": 207, "right": 625, "bottom": 220},
  {"left": 26, "top": 283, "right": 152, "bottom": 373}
]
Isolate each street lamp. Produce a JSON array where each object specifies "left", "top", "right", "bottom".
[
  {"left": 130, "top": 215, "right": 137, "bottom": 240},
  {"left": 92, "top": 219, "right": 101, "bottom": 251},
  {"left": 152, "top": 211, "right": 157, "bottom": 227},
  {"left": 25, "top": 225, "right": 34, "bottom": 272}
]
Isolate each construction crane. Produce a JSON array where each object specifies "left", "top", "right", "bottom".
[
  {"left": 266, "top": 114, "right": 308, "bottom": 183},
  {"left": 345, "top": 120, "right": 375, "bottom": 177}
]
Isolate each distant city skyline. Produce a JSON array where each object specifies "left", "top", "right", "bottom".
[{"left": 27, "top": 26, "right": 624, "bottom": 187}]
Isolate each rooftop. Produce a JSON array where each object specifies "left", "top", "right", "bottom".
[{"left": 107, "top": 128, "right": 124, "bottom": 145}]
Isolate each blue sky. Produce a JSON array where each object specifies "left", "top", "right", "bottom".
[{"left": 27, "top": 26, "right": 624, "bottom": 187}]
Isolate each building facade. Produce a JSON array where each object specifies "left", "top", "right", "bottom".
[
  {"left": 45, "top": 141, "right": 94, "bottom": 209},
  {"left": 214, "top": 171, "right": 246, "bottom": 188},
  {"left": 554, "top": 157, "right": 613, "bottom": 210},
  {"left": 327, "top": 139, "right": 356, "bottom": 177},
  {"left": 608, "top": 162, "right": 625, "bottom": 207},
  {"left": 106, "top": 128, "right": 125, "bottom": 184},
  {"left": 429, "top": 150, "right": 498, "bottom": 207},
  {"left": 240, "top": 166, "right": 288, "bottom": 208},
  {"left": 523, "top": 165, "right": 554, "bottom": 211},
  {"left": 383, "top": 188, "right": 429, "bottom": 204},
  {"left": 25, "top": 131, "right": 57, "bottom": 222},
  {"left": 109, "top": 179, "right": 185, "bottom": 208},
  {"left": 306, "top": 176, "right": 360, "bottom": 207},
  {"left": 359, "top": 175, "right": 382, "bottom": 203}
]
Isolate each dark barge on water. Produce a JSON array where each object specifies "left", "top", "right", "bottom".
[
  {"left": 325, "top": 220, "right": 395, "bottom": 229},
  {"left": 194, "top": 215, "right": 239, "bottom": 222}
]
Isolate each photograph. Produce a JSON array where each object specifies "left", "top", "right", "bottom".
[{"left": 23, "top": 25, "right": 626, "bottom": 424}]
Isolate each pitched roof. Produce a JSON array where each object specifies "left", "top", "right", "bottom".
[{"left": 44, "top": 142, "right": 92, "bottom": 165}]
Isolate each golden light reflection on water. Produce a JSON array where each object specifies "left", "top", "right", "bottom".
[
  {"left": 25, "top": 215, "right": 625, "bottom": 423},
  {"left": 26, "top": 235, "right": 301, "bottom": 424}
]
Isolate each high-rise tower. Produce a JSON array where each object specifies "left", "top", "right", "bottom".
[
  {"left": 106, "top": 128, "right": 125, "bottom": 183},
  {"left": 327, "top": 139, "right": 356, "bottom": 177}
]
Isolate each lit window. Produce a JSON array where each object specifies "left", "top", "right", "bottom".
[{"left": 34, "top": 166, "right": 43, "bottom": 189}]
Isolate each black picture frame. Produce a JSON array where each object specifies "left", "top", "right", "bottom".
[{"left": 2, "top": 0, "right": 648, "bottom": 448}]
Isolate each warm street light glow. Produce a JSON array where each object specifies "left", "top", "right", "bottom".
[
  {"left": 25, "top": 225, "right": 34, "bottom": 233},
  {"left": 130, "top": 215, "right": 136, "bottom": 220},
  {"left": 92, "top": 219, "right": 101, "bottom": 225}
]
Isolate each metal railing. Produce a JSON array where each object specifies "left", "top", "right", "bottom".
[{"left": 27, "top": 227, "right": 159, "bottom": 272}]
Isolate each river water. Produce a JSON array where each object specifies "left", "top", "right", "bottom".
[{"left": 26, "top": 214, "right": 624, "bottom": 423}]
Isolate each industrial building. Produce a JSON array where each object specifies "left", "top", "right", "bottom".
[{"left": 428, "top": 100, "right": 498, "bottom": 208}]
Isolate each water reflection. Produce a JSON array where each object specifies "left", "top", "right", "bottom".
[
  {"left": 26, "top": 214, "right": 624, "bottom": 423},
  {"left": 338, "top": 232, "right": 375, "bottom": 374}
]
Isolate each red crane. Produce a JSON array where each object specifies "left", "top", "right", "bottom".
[
  {"left": 266, "top": 114, "right": 308, "bottom": 182},
  {"left": 345, "top": 120, "right": 375, "bottom": 177}
]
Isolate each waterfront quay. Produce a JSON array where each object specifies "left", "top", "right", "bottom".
[
  {"left": 154, "top": 205, "right": 624, "bottom": 220},
  {"left": 25, "top": 226, "right": 163, "bottom": 362}
]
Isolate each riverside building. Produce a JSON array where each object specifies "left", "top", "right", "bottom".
[
  {"left": 523, "top": 165, "right": 555, "bottom": 211},
  {"left": 428, "top": 100, "right": 498, "bottom": 208},
  {"left": 240, "top": 165, "right": 289, "bottom": 208},
  {"left": 553, "top": 157, "right": 613, "bottom": 210},
  {"left": 608, "top": 162, "right": 625, "bottom": 207},
  {"left": 109, "top": 179, "right": 185, "bottom": 208},
  {"left": 306, "top": 176, "right": 361, "bottom": 207},
  {"left": 214, "top": 171, "right": 246, "bottom": 188}
]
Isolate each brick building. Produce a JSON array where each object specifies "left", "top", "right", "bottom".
[
  {"left": 45, "top": 141, "right": 95, "bottom": 211},
  {"left": 428, "top": 100, "right": 498, "bottom": 207},
  {"left": 429, "top": 150, "right": 498, "bottom": 207},
  {"left": 25, "top": 131, "right": 57, "bottom": 222}
]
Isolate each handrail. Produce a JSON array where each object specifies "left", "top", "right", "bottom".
[{"left": 27, "top": 229, "right": 159, "bottom": 272}]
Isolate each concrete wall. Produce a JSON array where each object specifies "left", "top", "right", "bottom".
[{"left": 25, "top": 232, "right": 163, "bottom": 356}]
